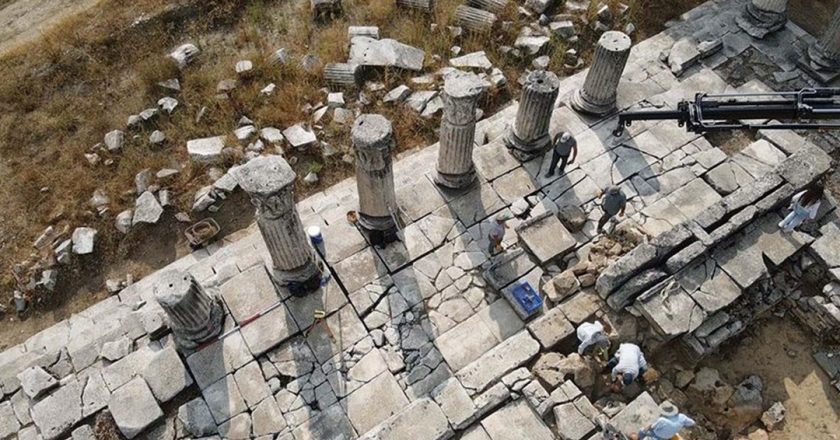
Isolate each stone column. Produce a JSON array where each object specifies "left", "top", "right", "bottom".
[
  {"left": 154, "top": 270, "right": 223, "bottom": 350},
  {"left": 396, "top": 0, "right": 434, "bottom": 13},
  {"left": 455, "top": 5, "right": 497, "bottom": 33},
  {"left": 506, "top": 70, "right": 560, "bottom": 161},
  {"left": 232, "top": 156, "right": 321, "bottom": 294},
  {"left": 352, "top": 114, "right": 398, "bottom": 238},
  {"left": 467, "top": 0, "right": 508, "bottom": 13},
  {"left": 737, "top": 0, "right": 788, "bottom": 38},
  {"left": 435, "top": 73, "right": 489, "bottom": 189},
  {"left": 324, "top": 63, "right": 361, "bottom": 89},
  {"left": 571, "top": 31, "right": 632, "bottom": 116},
  {"left": 808, "top": 6, "right": 840, "bottom": 70}
]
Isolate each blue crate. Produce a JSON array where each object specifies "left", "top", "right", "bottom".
[{"left": 511, "top": 281, "right": 543, "bottom": 315}]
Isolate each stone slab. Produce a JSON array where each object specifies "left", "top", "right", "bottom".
[
  {"left": 481, "top": 400, "right": 555, "bottom": 440},
  {"left": 31, "top": 380, "right": 84, "bottom": 440},
  {"left": 357, "top": 398, "right": 452, "bottom": 440},
  {"left": 637, "top": 284, "right": 706, "bottom": 338},
  {"left": 291, "top": 403, "right": 357, "bottom": 440},
  {"left": 527, "top": 306, "right": 575, "bottom": 349},
  {"left": 142, "top": 345, "right": 193, "bottom": 403},
  {"left": 516, "top": 213, "right": 577, "bottom": 264},
  {"left": 342, "top": 372, "right": 409, "bottom": 434},
  {"left": 553, "top": 401, "right": 596, "bottom": 440},
  {"left": 109, "top": 378, "right": 163, "bottom": 439},
  {"left": 220, "top": 264, "right": 283, "bottom": 323},
  {"left": 435, "top": 313, "right": 499, "bottom": 372},
  {"left": 187, "top": 331, "right": 254, "bottom": 390},
  {"left": 240, "top": 302, "right": 300, "bottom": 356},
  {"left": 456, "top": 331, "right": 540, "bottom": 395},
  {"left": 201, "top": 374, "right": 248, "bottom": 424},
  {"left": 609, "top": 392, "right": 659, "bottom": 437}
]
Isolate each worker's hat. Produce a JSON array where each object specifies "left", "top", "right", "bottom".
[{"left": 659, "top": 401, "right": 679, "bottom": 417}]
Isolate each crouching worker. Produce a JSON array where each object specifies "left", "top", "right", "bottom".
[
  {"left": 607, "top": 342, "right": 647, "bottom": 391},
  {"left": 630, "top": 401, "right": 695, "bottom": 440},
  {"left": 577, "top": 321, "right": 610, "bottom": 359}
]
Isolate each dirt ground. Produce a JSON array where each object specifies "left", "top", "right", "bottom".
[
  {"left": 700, "top": 318, "right": 840, "bottom": 440},
  {"left": 0, "top": 0, "right": 100, "bottom": 55}
]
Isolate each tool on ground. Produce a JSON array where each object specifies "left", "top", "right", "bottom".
[
  {"left": 185, "top": 218, "right": 221, "bottom": 248},
  {"left": 306, "top": 309, "right": 336, "bottom": 342},
  {"left": 614, "top": 88, "right": 840, "bottom": 136}
]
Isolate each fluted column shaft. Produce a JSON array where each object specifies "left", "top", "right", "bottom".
[
  {"left": 455, "top": 5, "right": 497, "bottom": 33},
  {"left": 571, "top": 31, "right": 632, "bottom": 116},
  {"left": 738, "top": 0, "right": 787, "bottom": 36},
  {"left": 507, "top": 70, "right": 560, "bottom": 161},
  {"left": 353, "top": 114, "right": 398, "bottom": 233},
  {"left": 810, "top": 6, "right": 840, "bottom": 69},
  {"left": 154, "top": 270, "right": 223, "bottom": 350},
  {"left": 232, "top": 156, "right": 321, "bottom": 290},
  {"left": 397, "top": 0, "right": 434, "bottom": 12},
  {"left": 752, "top": 0, "right": 787, "bottom": 13},
  {"left": 435, "top": 73, "right": 489, "bottom": 189},
  {"left": 467, "top": 0, "right": 508, "bottom": 13}
]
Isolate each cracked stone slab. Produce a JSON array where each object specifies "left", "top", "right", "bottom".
[
  {"left": 431, "top": 377, "right": 477, "bottom": 429},
  {"left": 109, "top": 377, "right": 163, "bottom": 439},
  {"left": 553, "top": 401, "right": 597, "bottom": 440},
  {"left": 527, "top": 306, "right": 575, "bottom": 349},
  {"left": 220, "top": 264, "right": 284, "bottom": 323},
  {"left": 474, "top": 140, "right": 521, "bottom": 181},
  {"left": 142, "top": 345, "right": 192, "bottom": 403},
  {"left": 187, "top": 331, "right": 254, "bottom": 390},
  {"left": 376, "top": 222, "right": 435, "bottom": 272},
  {"left": 609, "top": 392, "right": 659, "bottom": 437},
  {"left": 17, "top": 365, "right": 58, "bottom": 399},
  {"left": 342, "top": 372, "right": 409, "bottom": 434},
  {"left": 676, "top": 258, "right": 742, "bottom": 313},
  {"left": 456, "top": 331, "right": 540, "bottom": 395},
  {"left": 177, "top": 397, "right": 218, "bottom": 438},
  {"left": 636, "top": 282, "right": 706, "bottom": 338},
  {"left": 665, "top": 178, "right": 723, "bottom": 220},
  {"left": 396, "top": 176, "right": 447, "bottom": 222},
  {"left": 291, "top": 403, "right": 356, "bottom": 440},
  {"left": 306, "top": 305, "right": 370, "bottom": 363},
  {"left": 202, "top": 374, "right": 248, "bottom": 424},
  {"left": 515, "top": 212, "right": 577, "bottom": 264},
  {"left": 481, "top": 400, "right": 555, "bottom": 440},
  {"left": 357, "top": 398, "right": 452, "bottom": 440},
  {"left": 442, "top": 182, "right": 506, "bottom": 228},
  {"left": 333, "top": 249, "right": 389, "bottom": 296},
  {"left": 435, "top": 313, "right": 499, "bottom": 372}
]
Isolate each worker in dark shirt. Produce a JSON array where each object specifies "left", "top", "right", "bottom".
[
  {"left": 545, "top": 131, "right": 578, "bottom": 178},
  {"left": 598, "top": 186, "right": 627, "bottom": 233}
]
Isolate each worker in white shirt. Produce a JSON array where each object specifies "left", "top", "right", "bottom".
[
  {"left": 778, "top": 184, "right": 823, "bottom": 232},
  {"left": 576, "top": 321, "right": 611, "bottom": 358},
  {"left": 607, "top": 342, "right": 648, "bottom": 391}
]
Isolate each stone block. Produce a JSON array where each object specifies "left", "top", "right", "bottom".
[
  {"left": 553, "top": 402, "right": 596, "bottom": 440},
  {"left": 436, "top": 313, "right": 499, "bottom": 372},
  {"left": 201, "top": 375, "right": 248, "bottom": 424},
  {"left": 240, "top": 303, "right": 300, "bottom": 357},
  {"left": 220, "top": 265, "right": 283, "bottom": 323},
  {"left": 560, "top": 290, "right": 602, "bottom": 324},
  {"left": 676, "top": 258, "right": 742, "bottom": 313},
  {"left": 233, "top": 361, "right": 271, "bottom": 408},
  {"left": 636, "top": 283, "right": 706, "bottom": 338},
  {"left": 476, "top": 299, "right": 525, "bottom": 341},
  {"left": 0, "top": 401, "right": 20, "bottom": 440},
  {"left": 527, "top": 306, "right": 575, "bottom": 348},
  {"left": 18, "top": 366, "right": 58, "bottom": 399},
  {"left": 31, "top": 379, "right": 83, "bottom": 440},
  {"left": 109, "top": 378, "right": 163, "bottom": 439},
  {"left": 218, "top": 412, "right": 252, "bottom": 439},
  {"left": 332, "top": 249, "right": 388, "bottom": 296},
  {"left": 516, "top": 212, "right": 577, "bottom": 264},
  {"left": 775, "top": 143, "right": 832, "bottom": 189},
  {"left": 342, "top": 372, "right": 409, "bottom": 434},
  {"left": 431, "top": 377, "right": 478, "bottom": 429},
  {"left": 609, "top": 391, "right": 659, "bottom": 437},
  {"left": 186, "top": 331, "right": 253, "bottom": 390},
  {"left": 482, "top": 400, "right": 554, "bottom": 440},
  {"left": 252, "top": 397, "right": 288, "bottom": 437},
  {"left": 606, "top": 269, "right": 668, "bottom": 311},
  {"left": 139, "top": 346, "right": 192, "bottom": 403},
  {"left": 177, "top": 397, "right": 218, "bottom": 438},
  {"left": 357, "top": 398, "right": 452, "bottom": 440},
  {"left": 456, "top": 331, "right": 540, "bottom": 395}
]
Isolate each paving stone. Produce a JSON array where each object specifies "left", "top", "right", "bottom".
[
  {"left": 482, "top": 400, "right": 554, "bottom": 440},
  {"left": 376, "top": 222, "right": 435, "bottom": 271},
  {"left": 676, "top": 258, "right": 742, "bottom": 313},
  {"left": 109, "top": 378, "right": 163, "bottom": 439},
  {"left": 609, "top": 391, "right": 659, "bottom": 437},
  {"left": 286, "top": 278, "right": 348, "bottom": 331},
  {"left": 445, "top": 183, "right": 506, "bottom": 228},
  {"left": 476, "top": 298, "right": 525, "bottom": 341},
  {"left": 462, "top": 425, "right": 492, "bottom": 440},
  {"left": 704, "top": 161, "right": 755, "bottom": 195},
  {"left": 201, "top": 375, "right": 248, "bottom": 424},
  {"left": 71, "top": 425, "right": 95, "bottom": 440},
  {"left": 492, "top": 168, "right": 538, "bottom": 204},
  {"left": 16, "top": 425, "right": 40, "bottom": 440},
  {"left": 217, "top": 412, "right": 252, "bottom": 440},
  {"left": 187, "top": 331, "right": 254, "bottom": 390},
  {"left": 333, "top": 249, "right": 388, "bottom": 295},
  {"left": 221, "top": 265, "right": 283, "bottom": 322},
  {"left": 18, "top": 366, "right": 58, "bottom": 399},
  {"left": 233, "top": 361, "right": 271, "bottom": 408},
  {"left": 100, "top": 336, "right": 132, "bottom": 362},
  {"left": 102, "top": 344, "right": 161, "bottom": 391},
  {"left": 291, "top": 403, "right": 356, "bottom": 440},
  {"left": 435, "top": 313, "right": 499, "bottom": 372},
  {"left": 431, "top": 377, "right": 477, "bottom": 429},
  {"left": 10, "top": 389, "right": 32, "bottom": 426},
  {"left": 553, "top": 401, "right": 596, "bottom": 440},
  {"left": 358, "top": 398, "right": 451, "bottom": 440},
  {"left": 516, "top": 212, "right": 577, "bottom": 264},
  {"left": 81, "top": 368, "right": 109, "bottom": 417},
  {"left": 343, "top": 372, "right": 409, "bottom": 434},
  {"left": 0, "top": 401, "right": 20, "bottom": 439},
  {"left": 305, "top": 305, "right": 370, "bottom": 363},
  {"left": 266, "top": 337, "right": 318, "bottom": 378},
  {"left": 240, "top": 303, "right": 301, "bottom": 357},
  {"left": 30, "top": 379, "right": 83, "bottom": 440},
  {"left": 141, "top": 346, "right": 192, "bottom": 403},
  {"left": 177, "top": 397, "right": 218, "bottom": 438},
  {"left": 456, "top": 331, "right": 540, "bottom": 395},
  {"left": 251, "top": 397, "right": 287, "bottom": 437},
  {"left": 319, "top": 220, "right": 368, "bottom": 265},
  {"left": 637, "top": 284, "right": 706, "bottom": 338},
  {"left": 396, "top": 176, "right": 447, "bottom": 222},
  {"left": 559, "top": 291, "right": 601, "bottom": 325},
  {"left": 527, "top": 306, "right": 575, "bottom": 349},
  {"left": 666, "top": 178, "right": 722, "bottom": 219},
  {"left": 474, "top": 140, "right": 521, "bottom": 181}
]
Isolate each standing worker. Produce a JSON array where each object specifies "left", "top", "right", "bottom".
[
  {"left": 487, "top": 213, "right": 510, "bottom": 256},
  {"left": 607, "top": 342, "right": 647, "bottom": 391},
  {"left": 778, "top": 184, "right": 823, "bottom": 232},
  {"left": 545, "top": 131, "right": 578, "bottom": 178},
  {"left": 577, "top": 321, "right": 611, "bottom": 357},
  {"left": 598, "top": 186, "right": 626, "bottom": 233},
  {"left": 630, "top": 401, "right": 696, "bottom": 440}
]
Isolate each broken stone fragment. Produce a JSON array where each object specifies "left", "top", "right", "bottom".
[
  {"left": 327, "top": 92, "right": 345, "bottom": 108},
  {"left": 235, "top": 60, "right": 254, "bottom": 77},
  {"left": 514, "top": 34, "right": 550, "bottom": 56},
  {"left": 187, "top": 136, "right": 226, "bottom": 164},
  {"left": 761, "top": 401, "right": 785, "bottom": 431},
  {"left": 17, "top": 366, "right": 58, "bottom": 399},
  {"left": 348, "top": 37, "right": 425, "bottom": 71},
  {"left": 133, "top": 192, "right": 164, "bottom": 225},
  {"left": 157, "top": 97, "right": 178, "bottom": 114},
  {"left": 135, "top": 168, "right": 152, "bottom": 194},
  {"left": 349, "top": 26, "right": 379, "bottom": 39},
  {"left": 667, "top": 37, "right": 701, "bottom": 76},
  {"left": 532, "top": 55, "right": 550, "bottom": 70},
  {"left": 270, "top": 48, "right": 289, "bottom": 65},
  {"left": 104, "top": 130, "right": 125, "bottom": 152},
  {"left": 450, "top": 51, "right": 493, "bottom": 70},
  {"left": 158, "top": 78, "right": 180, "bottom": 92},
  {"left": 149, "top": 130, "right": 166, "bottom": 145},
  {"left": 697, "top": 39, "right": 723, "bottom": 58},
  {"left": 170, "top": 43, "right": 200, "bottom": 69},
  {"left": 72, "top": 227, "right": 98, "bottom": 255},
  {"left": 283, "top": 124, "right": 318, "bottom": 149}
]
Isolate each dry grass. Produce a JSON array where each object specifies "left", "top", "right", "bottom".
[{"left": 0, "top": 0, "right": 698, "bottom": 319}]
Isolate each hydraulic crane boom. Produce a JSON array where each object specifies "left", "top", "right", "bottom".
[{"left": 613, "top": 88, "right": 840, "bottom": 136}]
